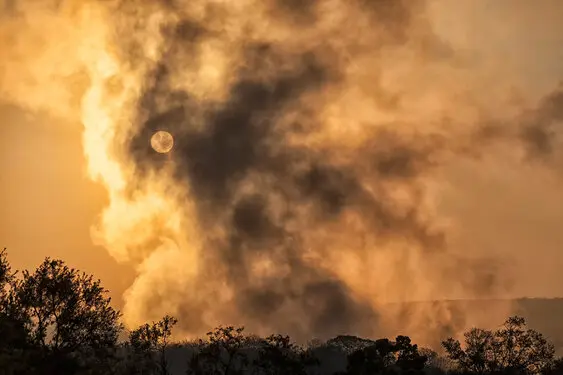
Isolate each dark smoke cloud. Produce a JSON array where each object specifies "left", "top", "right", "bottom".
[
  {"left": 520, "top": 84, "right": 563, "bottom": 159},
  {"left": 466, "top": 84, "right": 563, "bottom": 170},
  {"left": 129, "top": 38, "right": 377, "bottom": 340},
  {"left": 116, "top": 0, "right": 510, "bottom": 341},
  {"left": 2, "top": 0, "right": 563, "bottom": 348}
]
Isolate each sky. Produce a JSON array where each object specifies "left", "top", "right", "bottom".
[
  {"left": 0, "top": 104, "right": 135, "bottom": 306},
  {"left": 1, "top": 0, "right": 563, "bottom": 344}
]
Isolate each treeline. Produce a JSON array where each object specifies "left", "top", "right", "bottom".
[{"left": 1, "top": 248, "right": 562, "bottom": 375}]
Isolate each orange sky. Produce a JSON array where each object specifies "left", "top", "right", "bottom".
[{"left": 0, "top": 104, "right": 134, "bottom": 306}]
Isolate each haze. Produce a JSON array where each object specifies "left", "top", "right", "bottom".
[{"left": 1, "top": 0, "right": 563, "bottom": 345}]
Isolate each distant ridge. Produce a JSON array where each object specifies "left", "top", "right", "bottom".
[{"left": 382, "top": 298, "right": 563, "bottom": 353}]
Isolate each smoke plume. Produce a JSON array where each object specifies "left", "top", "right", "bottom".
[{"left": 2, "top": 0, "right": 563, "bottom": 345}]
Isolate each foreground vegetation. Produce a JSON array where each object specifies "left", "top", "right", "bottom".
[{"left": 1, "top": 249, "right": 562, "bottom": 375}]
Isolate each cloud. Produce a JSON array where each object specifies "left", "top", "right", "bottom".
[{"left": 3, "top": 0, "right": 563, "bottom": 345}]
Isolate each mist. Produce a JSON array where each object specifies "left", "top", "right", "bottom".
[{"left": 1, "top": 0, "right": 563, "bottom": 347}]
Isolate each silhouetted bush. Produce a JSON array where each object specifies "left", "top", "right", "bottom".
[{"left": 128, "top": 315, "right": 178, "bottom": 375}]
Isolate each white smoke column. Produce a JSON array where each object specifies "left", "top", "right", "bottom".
[{"left": 76, "top": 2, "right": 205, "bottom": 327}]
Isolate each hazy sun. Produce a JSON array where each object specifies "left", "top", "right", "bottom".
[{"left": 150, "top": 130, "right": 174, "bottom": 154}]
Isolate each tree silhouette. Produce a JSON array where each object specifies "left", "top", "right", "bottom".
[
  {"left": 344, "top": 335, "right": 427, "bottom": 375},
  {"left": 442, "top": 316, "right": 555, "bottom": 375},
  {"left": 187, "top": 326, "right": 249, "bottom": 375},
  {"left": 395, "top": 335, "right": 428, "bottom": 373},
  {"left": 253, "top": 333, "right": 319, "bottom": 375},
  {"left": 0, "top": 248, "right": 30, "bottom": 374},
  {"left": 13, "top": 258, "right": 122, "bottom": 374},
  {"left": 129, "top": 315, "right": 178, "bottom": 375}
]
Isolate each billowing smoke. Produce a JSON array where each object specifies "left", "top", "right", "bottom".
[{"left": 2, "top": 0, "right": 562, "bottom": 345}]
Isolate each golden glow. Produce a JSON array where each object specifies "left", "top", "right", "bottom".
[{"left": 2, "top": 0, "right": 563, "bottom": 347}]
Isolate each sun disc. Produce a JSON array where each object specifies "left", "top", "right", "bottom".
[{"left": 150, "top": 131, "right": 174, "bottom": 154}]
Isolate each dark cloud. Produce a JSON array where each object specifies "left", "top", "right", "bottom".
[
  {"left": 521, "top": 125, "right": 554, "bottom": 156},
  {"left": 295, "top": 164, "right": 354, "bottom": 217},
  {"left": 519, "top": 84, "right": 563, "bottom": 159},
  {"left": 231, "top": 194, "right": 279, "bottom": 242},
  {"left": 118, "top": 0, "right": 518, "bottom": 341},
  {"left": 445, "top": 84, "right": 563, "bottom": 169},
  {"left": 124, "top": 42, "right": 448, "bottom": 339},
  {"left": 235, "top": 269, "right": 377, "bottom": 341}
]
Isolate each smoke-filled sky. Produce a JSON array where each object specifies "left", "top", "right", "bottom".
[{"left": 1, "top": 0, "right": 563, "bottom": 345}]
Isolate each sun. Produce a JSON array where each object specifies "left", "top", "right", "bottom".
[{"left": 150, "top": 131, "right": 174, "bottom": 154}]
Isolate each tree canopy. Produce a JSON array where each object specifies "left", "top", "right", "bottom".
[
  {"left": 442, "top": 316, "right": 555, "bottom": 375},
  {"left": 0, "top": 251, "right": 122, "bottom": 374}
]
